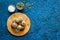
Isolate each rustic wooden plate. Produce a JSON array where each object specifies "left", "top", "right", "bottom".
[{"left": 7, "top": 12, "right": 30, "bottom": 36}]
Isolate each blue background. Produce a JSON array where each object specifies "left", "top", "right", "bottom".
[{"left": 0, "top": 0, "right": 60, "bottom": 40}]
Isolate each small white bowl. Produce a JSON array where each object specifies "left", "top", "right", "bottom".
[{"left": 8, "top": 5, "right": 15, "bottom": 12}]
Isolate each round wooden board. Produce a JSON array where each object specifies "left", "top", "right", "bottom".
[{"left": 7, "top": 12, "right": 30, "bottom": 36}]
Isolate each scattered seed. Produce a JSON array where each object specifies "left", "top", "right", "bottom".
[{"left": 26, "top": 2, "right": 31, "bottom": 7}]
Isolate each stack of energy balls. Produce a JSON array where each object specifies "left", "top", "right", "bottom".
[{"left": 11, "top": 17, "right": 26, "bottom": 32}]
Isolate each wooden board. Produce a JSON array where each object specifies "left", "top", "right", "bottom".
[{"left": 7, "top": 12, "right": 30, "bottom": 36}]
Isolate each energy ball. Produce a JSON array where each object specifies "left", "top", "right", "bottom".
[
  {"left": 18, "top": 17, "right": 23, "bottom": 23},
  {"left": 11, "top": 22, "right": 18, "bottom": 29},
  {"left": 15, "top": 18, "right": 20, "bottom": 23},
  {"left": 17, "top": 25, "right": 24, "bottom": 31},
  {"left": 21, "top": 21, "right": 26, "bottom": 27},
  {"left": 20, "top": 26, "right": 24, "bottom": 31}
]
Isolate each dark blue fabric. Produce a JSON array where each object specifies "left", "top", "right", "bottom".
[{"left": 0, "top": 0, "right": 60, "bottom": 40}]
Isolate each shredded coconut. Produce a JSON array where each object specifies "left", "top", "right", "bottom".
[{"left": 8, "top": 5, "right": 15, "bottom": 12}]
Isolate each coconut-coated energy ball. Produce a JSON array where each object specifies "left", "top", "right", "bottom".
[
  {"left": 15, "top": 18, "right": 20, "bottom": 23},
  {"left": 11, "top": 22, "right": 18, "bottom": 29},
  {"left": 18, "top": 17, "right": 23, "bottom": 22},
  {"left": 21, "top": 21, "right": 26, "bottom": 26},
  {"left": 17, "top": 25, "right": 24, "bottom": 30}
]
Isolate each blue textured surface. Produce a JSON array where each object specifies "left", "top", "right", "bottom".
[{"left": 0, "top": 0, "right": 60, "bottom": 40}]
